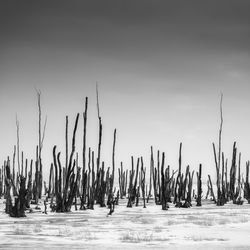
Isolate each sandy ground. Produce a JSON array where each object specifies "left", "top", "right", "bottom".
[{"left": 0, "top": 198, "right": 250, "bottom": 250}]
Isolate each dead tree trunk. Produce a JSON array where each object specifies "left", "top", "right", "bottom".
[
  {"left": 80, "top": 97, "right": 88, "bottom": 208},
  {"left": 140, "top": 157, "right": 146, "bottom": 208},
  {"left": 230, "top": 142, "right": 237, "bottom": 201},
  {"left": 196, "top": 164, "right": 202, "bottom": 206},
  {"left": 213, "top": 93, "right": 225, "bottom": 206},
  {"left": 244, "top": 161, "right": 250, "bottom": 203},
  {"left": 108, "top": 129, "right": 116, "bottom": 207},
  {"left": 161, "top": 152, "right": 168, "bottom": 210},
  {"left": 174, "top": 143, "right": 182, "bottom": 205},
  {"left": 127, "top": 157, "right": 135, "bottom": 207},
  {"left": 207, "top": 175, "right": 216, "bottom": 202},
  {"left": 36, "top": 90, "right": 47, "bottom": 199}
]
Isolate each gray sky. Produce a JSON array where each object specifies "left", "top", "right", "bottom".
[{"left": 0, "top": 0, "right": 250, "bottom": 179}]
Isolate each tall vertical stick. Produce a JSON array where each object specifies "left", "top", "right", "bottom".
[
  {"left": 149, "top": 146, "right": 153, "bottom": 197},
  {"left": 12, "top": 146, "right": 16, "bottom": 186},
  {"left": 96, "top": 84, "right": 102, "bottom": 174},
  {"left": 82, "top": 97, "right": 88, "bottom": 174},
  {"left": 217, "top": 93, "right": 223, "bottom": 204},
  {"left": 37, "top": 90, "right": 42, "bottom": 174},
  {"left": 36, "top": 90, "right": 47, "bottom": 198},
  {"left": 111, "top": 129, "right": 117, "bottom": 192},
  {"left": 16, "top": 116, "right": 20, "bottom": 176},
  {"left": 65, "top": 116, "right": 69, "bottom": 172},
  {"left": 218, "top": 93, "right": 223, "bottom": 178}
]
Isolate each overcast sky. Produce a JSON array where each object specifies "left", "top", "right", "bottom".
[{"left": 0, "top": 0, "right": 250, "bottom": 179}]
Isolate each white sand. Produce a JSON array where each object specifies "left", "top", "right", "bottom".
[{"left": 0, "top": 198, "right": 250, "bottom": 249}]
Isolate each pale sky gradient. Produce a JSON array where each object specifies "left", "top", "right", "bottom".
[{"left": 0, "top": 0, "right": 250, "bottom": 180}]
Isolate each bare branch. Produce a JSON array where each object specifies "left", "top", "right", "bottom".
[
  {"left": 41, "top": 115, "right": 47, "bottom": 150},
  {"left": 218, "top": 93, "right": 223, "bottom": 171},
  {"left": 96, "top": 82, "right": 100, "bottom": 119},
  {"left": 15, "top": 114, "right": 20, "bottom": 175}
]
